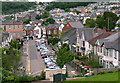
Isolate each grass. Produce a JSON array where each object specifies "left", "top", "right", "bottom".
[{"left": 66, "top": 72, "right": 119, "bottom": 81}]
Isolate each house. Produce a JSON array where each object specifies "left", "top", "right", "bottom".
[
  {"left": 16, "top": 13, "right": 30, "bottom": 22},
  {"left": 62, "top": 21, "right": 84, "bottom": 32},
  {"left": 45, "top": 24, "right": 60, "bottom": 36},
  {"left": 34, "top": 26, "right": 42, "bottom": 38},
  {"left": 23, "top": 24, "right": 35, "bottom": 38},
  {"left": 92, "top": 32, "right": 120, "bottom": 68},
  {"left": 1, "top": 30, "right": 13, "bottom": 47},
  {"left": 1, "top": 20, "right": 23, "bottom": 39},
  {"left": 61, "top": 28, "right": 105, "bottom": 55}
]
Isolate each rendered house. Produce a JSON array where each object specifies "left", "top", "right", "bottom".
[{"left": 93, "top": 32, "right": 120, "bottom": 68}]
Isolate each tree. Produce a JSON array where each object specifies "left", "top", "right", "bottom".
[
  {"left": 65, "top": 8, "right": 71, "bottom": 12},
  {"left": 85, "top": 19, "right": 96, "bottom": 28},
  {"left": 2, "top": 40, "right": 22, "bottom": 73},
  {"left": 54, "top": 45, "right": 75, "bottom": 81},
  {"left": 85, "top": 54, "right": 102, "bottom": 68},
  {"left": 8, "top": 40, "right": 21, "bottom": 50},
  {"left": 2, "top": 47, "right": 21, "bottom": 72},
  {"left": 23, "top": 19, "right": 31, "bottom": 24},
  {"left": 46, "top": 18, "right": 55, "bottom": 24},
  {"left": 35, "top": 15, "right": 41, "bottom": 20},
  {"left": 73, "top": 9, "right": 81, "bottom": 14},
  {"left": 96, "top": 12, "right": 119, "bottom": 30}
]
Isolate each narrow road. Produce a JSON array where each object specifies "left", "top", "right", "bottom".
[{"left": 28, "top": 40, "right": 45, "bottom": 75}]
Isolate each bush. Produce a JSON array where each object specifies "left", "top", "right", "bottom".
[
  {"left": 6, "top": 75, "right": 15, "bottom": 81},
  {"left": 40, "top": 70, "right": 45, "bottom": 80},
  {"left": 91, "top": 72, "right": 95, "bottom": 76},
  {"left": 107, "top": 71, "right": 113, "bottom": 73},
  {"left": 97, "top": 71, "right": 107, "bottom": 75},
  {"left": 75, "top": 75, "right": 84, "bottom": 77},
  {"left": 16, "top": 75, "right": 34, "bottom": 82},
  {"left": 66, "top": 70, "right": 69, "bottom": 78},
  {"left": 34, "top": 75, "right": 41, "bottom": 81}
]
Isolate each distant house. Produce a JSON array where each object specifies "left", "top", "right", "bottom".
[
  {"left": 45, "top": 24, "right": 60, "bottom": 36},
  {"left": 23, "top": 24, "right": 34, "bottom": 38},
  {"left": 34, "top": 26, "right": 42, "bottom": 38},
  {"left": 1, "top": 20, "right": 23, "bottom": 39},
  {"left": 62, "top": 21, "right": 84, "bottom": 32},
  {"left": 17, "top": 13, "right": 30, "bottom": 22}
]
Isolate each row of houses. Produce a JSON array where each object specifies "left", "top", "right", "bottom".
[{"left": 61, "top": 27, "right": 120, "bottom": 68}]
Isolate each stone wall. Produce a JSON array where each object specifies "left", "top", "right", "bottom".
[{"left": 45, "top": 68, "right": 66, "bottom": 81}]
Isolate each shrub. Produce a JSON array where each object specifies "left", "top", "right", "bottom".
[
  {"left": 97, "top": 71, "right": 106, "bottom": 75},
  {"left": 75, "top": 75, "right": 84, "bottom": 77},
  {"left": 65, "top": 70, "right": 69, "bottom": 78},
  {"left": 34, "top": 75, "right": 41, "bottom": 81},
  {"left": 107, "top": 71, "right": 113, "bottom": 73},
  {"left": 6, "top": 75, "right": 15, "bottom": 81},
  {"left": 91, "top": 72, "right": 95, "bottom": 76},
  {"left": 40, "top": 70, "right": 45, "bottom": 80},
  {"left": 16, "top": 75, "right": 34, "bottom": 82}
]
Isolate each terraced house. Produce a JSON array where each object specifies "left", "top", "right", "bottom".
[
  {"left": 61, "top": 27, "right": 120, "bottom": 68},
  {"left": 90, "top": 32, "right": 120, "bottom": 68}
]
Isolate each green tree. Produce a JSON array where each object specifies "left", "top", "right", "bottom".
[
  {"left": 85, "top": 19, "right": 96, "bottom": 28},
  {"left": 96, "top": 12, "right": 119, "bottom": 30},
  {"left": 8, "top": 40, "right": 21, "bottom": 50},
  {"left": 23, "top": 19, "right": 31, "bottom": 24},
  {"left": 73, "top": 9, "right": 81, "bottom": 14},
  {"left": 85, "top": 54, "right": 102, "bottom": 68},
  {"left": 54, "top": 45, "right": 75, "bottom": 81},
  {"left": 46, "top": 18, "right": 55, "bottom": 24},
  {"left": 35, "top": 15, "right": 42, "bottom": 20},
  {"left": 65, "top": 8, "right": 71, "bottom": 12},
  {"left": 2, "top": 47, "right": 21, "bottom": 72}
]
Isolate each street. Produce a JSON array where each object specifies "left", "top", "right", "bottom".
[
  {"left": 29, "top": 40, "right": 46, "bottom": 75},
  {"left": 21, "top": 39, "right": 46, "bottom": 76}
]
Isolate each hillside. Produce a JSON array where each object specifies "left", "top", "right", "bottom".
[
  {"left": 2, "top": 2, "right": 36, "bottom": 15},
  {"left": 45, "top": 2, "right": 95, "bottom": 11}
]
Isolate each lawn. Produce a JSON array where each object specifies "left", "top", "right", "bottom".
[{"left": 66, "top": 72, "right": 119, "bottom": 81}]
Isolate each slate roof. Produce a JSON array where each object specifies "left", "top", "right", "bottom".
[
  {"left": 2, "top": 20, "right": 23, "bottom": 25},
  {"left": 61, "top": 28, "right": 105, "bottom": 44},
  {"left": 104, "top": 37, "right": 120, "bottom": 52},
  {"left": 45, "top": 24, "right": 61, "bottom": 28},
  {"left": 88, "top": 32, "right": 115, "bottom": 45},
  {"left": 69, "top": 21, "right": 84, "bottom": 28},
  {"left": 61, "top": 28, "right": 77, "bottom": 44},
  {"left": 97, "top": 31, "right": 120, "bottom": 52}
]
